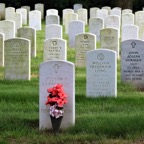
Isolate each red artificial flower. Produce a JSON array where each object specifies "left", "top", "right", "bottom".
[{"left": 45, "top": 84, "right": 68, "bottom": 108}]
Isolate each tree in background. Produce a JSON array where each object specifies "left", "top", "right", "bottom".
[{"left": 111, "top": 0, "right": 133, "bottom": 9}]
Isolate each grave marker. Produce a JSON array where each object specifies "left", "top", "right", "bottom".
[
  {"left": 100, "top": 28, "right": 119, "bottom": 58},
  {"left": 0, "top": 20, "right": 15, "bottom": 40},
  {"left": 44, "top": 38, "right": 67, "bottom": 61},
  {"left": 17, "top": 27, "right": 36, "bottom": 57},
  {"left": 29, "top": 10, "right": 41, "bottom": 30},
  {"left": 122, "top": 25, "right": 139, "bottom": 41},
  {"left": 86, "top": 49, "right": 117, "bottom": 97},
  {"left": 68, "top": 20, "right": 84, "bottom": 48},
  {"left": 89, "top": 17, "right": 104, "bottom": 42},
  {"left": 4, "top": 38, "right": 30, "bottom": 80},
  {"left": 39, "top": 60, "right": 75, "bottom": 129},
  {"left": 45, "top": 15, "right": 60, "bottom": 25},
  {"left": 75, "top": 33, "right": 96, "bottom": 67},
  {"left": 121, "top": 39, "right": 144, "bottom": 89},
  {"left": 45, "top": 24, "right": 62, "bottom": 40}
]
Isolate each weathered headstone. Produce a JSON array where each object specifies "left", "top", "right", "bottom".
[
  {"left": 68, "top": 20, "right": 84, "bottom": 48},
  {"left": 121, "top": 39, "right": 144, "bottom": 89},
  {"left": 45, "top": 15, "right": 60, "bottom": 25},
  {"left": 4, "top": 38, "right": 30, "bottom": 80},
  {"left": 122, "top": 13, "right": 134, "bottom": 26},
  {"left": 35, "top": 3, "right": 44, "bottom": 19},
  {"left": 29, "top": 10, "right": 41, "bottom": 30},
  {"left": 89, "top": 17, "right": 104, "bottom": 42},
  {"left": 46, "top": 9, "right": 58, "bottom": 16},
  {"left": 73, "top": 3, "right": 82, "bottom": 13},
  {"left": 105, "top": 15, "right": 120, "bottom": 30},
  {"left": 64, "top": 12, "right": 78, "bottom": 34},
  {"left": 122, "top": 9, "right": 132, "bottom": 14},
  {"left": 0, "top": 33, "right": 4, "bottom": 66},
  {"left": 9, "top": 12, "right": 22, "bottom": 32},
  {"left": 17, "top": 27, "right": 36, "bottom": 57},
  {"left": 86, "top": 49, "right": 117, "bottom": 97},
  {"left": 16, "top": 8, "right": 27, "bottom": 25},
  {"left": 0, "top": 3, "right": 5, "bottom": 20},
  {"left": 39, "top": 60, "right": 75, "bottom": 129},
  {"left": 77, "top": 8, "right": 88, "bottom": 25},
  {"left": 100, "top": 28, "right": 119, "bottom": 58},
  {"left": 139, "top": 21, "right": 144, "bottom": 40},
  {"left": 135, "top": 11, "right": 144, "bottom": 26},
  {"left": 110, "top": 8, "right": 121, "bottom": 18},
  {"left": 75, "top": 33, "right": 96, "bottom": 67},
  {"left": 105, "top": 15, "right": 120, "bottom": 37},
  {"left": 21, "top": 6, "right": 30, "bottom": 20},
  {"left": 122, "top": 25, "right": 139, "bottom": 41},
  {"left": 44, "top": 38, "right": 66, "bottom": 61},
  {"left": 102, "top": 6, "right": 111, "bottom": 14},
  {"left": 96, "top": 9, "right": 108, "bottom": 21},
  {"left": 62, "top": 9, "right": 74, "bottom": 25},
  {"left": 45, "top": 24, "right": 62, "bottom": 40},
  {"left": 89, "top": 7, "right": 100, "bottom": 18},
  {"left": 5, "top": 7, "right": 15, "bottom": 20},
  {"left": 0, "top": 20, "right": 15, "bottom": 40}
]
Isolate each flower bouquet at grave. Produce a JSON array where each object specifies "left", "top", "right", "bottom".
[{"left": 45, "top": 84, "right": 68, "bottom": 132}]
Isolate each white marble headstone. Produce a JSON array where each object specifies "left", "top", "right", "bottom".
[
  {"left": 75, "top": 33, "right": 96, "bottom": 67},
  {"left": 73, "top": 3, "right": 82, "bottom": 13},
  {"left": 77, "top": 8, "right": 88, "bottom": 25},
  {"left": 64, "top": 12, "right": 78, "bottom": 34},
  {"left": 4, "top": 38, "right": 30, "bottom": 80},
  {"left": 46, "top": 9, "right": 58, "bottom": 16},
  {"left": 122, "top": 13, "right": 134, "bottom": 26},
  {"left": 89, "top": 17, "right": 104, "bottom": 42},
  {"left": 121, "top": 39, "right": 144, "bottom": 89},
  {"left": 44, "top": 38, "right": 67, "bottom": 61},
  {"left": 89, "top": 7, "right": 100, "bottom": 18},
  {"left": 96, "top": 9, "right": 108, "bottom": 21},
  {"left": 17, "top": 27, "right": 36, "bottom": 57},
  {"left": 110, "top": 8, "right": 121, "bottom": 18},
  {"left": 0, "top": 20, "right": 15, "bottom": 40},
  {"left": 139, "top": 21, "right": 144, "bottom": 40},
  {"left": 86, "top": 49, "right": 117, "bottom": 97},
  {"left": 45, "top": 24, "right": 62, "bottom": 40},
  {"left": 21, "top": 6, "right": 30, "bottom": 20},
  {"left": 29, "top": 10, "right": 41, "bottom": 30},
  {"left": 62, "top": 9, "right": 74, "bottom": 25},
  {"left": 102, "top": 6, "right": 111, "bottom": 14},
  {"left": 122, "top": 9, "right": 132, "bottom": 14},
  {"left": 45, "top": 15, "right": 60, "bottom": 25},
  {"left": 39, "top": 60, "right": 75, "bottom": 129},
  {"left": 135, "top": 11, "right": 144, "bottom": 26},
  {"left": 122, "top": 25, "right": 139, "bottom": 41},
  {"left": 16, "top": 8, "right": 27, "bottom": 25},
  {"left": 100, "top": 28, "right": 119, "bottom": 58},
  {"left": 68, "top": 20, "right": 84, "bottom": 48},
  {"left": 35, "top": 3, "right": 44, "bottom": 19},
  {"left": 5, "top": 7, "right": 15, "bottom": 20}
]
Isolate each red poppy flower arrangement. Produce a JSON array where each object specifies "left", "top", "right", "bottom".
[{"left": 45, "top": 84, "right": 68, "bottom": 118}]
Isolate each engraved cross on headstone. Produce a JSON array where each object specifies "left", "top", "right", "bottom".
[
  {"left": 131, "top": 42, "right": 136, "bottom": 48},
  {"left": 53, "top": 64, "right": 60, "bottom": 73}
]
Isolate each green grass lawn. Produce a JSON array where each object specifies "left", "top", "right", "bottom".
[{"left": 0, "top": 22, "right": 144, "bottom": 144}]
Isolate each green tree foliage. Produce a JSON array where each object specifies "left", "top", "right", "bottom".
[{"left": 1, "top": 0, "right": 144, "bottom": 15}]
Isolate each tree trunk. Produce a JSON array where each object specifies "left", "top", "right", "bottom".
[{"left": 111, "top": 0, "right": 133, "bottom": 9}]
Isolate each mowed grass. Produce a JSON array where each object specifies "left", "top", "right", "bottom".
[{"left": 0, "top": 21, "right": 144, "bottom": 144}]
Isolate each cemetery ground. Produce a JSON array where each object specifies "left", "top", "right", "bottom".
[{"left": 0, "top": 21, "right": 144, "bottom": 144}]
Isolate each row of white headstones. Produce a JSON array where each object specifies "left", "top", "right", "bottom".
[{"left": 0, "top": 3, "right": 144, "bottom": 130}]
